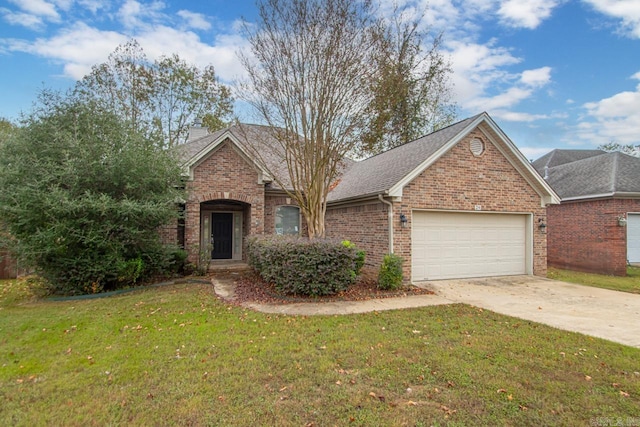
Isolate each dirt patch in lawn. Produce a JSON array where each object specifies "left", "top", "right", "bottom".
[{"left": 225, "top": 272, "right": 434, "bottom": 305}]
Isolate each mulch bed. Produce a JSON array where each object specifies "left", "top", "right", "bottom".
[{"left": 223, "top": 272, "right": 434, "bottom": 305}]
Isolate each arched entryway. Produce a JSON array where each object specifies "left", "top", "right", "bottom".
[{"left": 200, "top": 200, "right": 250, "bottom": 261}]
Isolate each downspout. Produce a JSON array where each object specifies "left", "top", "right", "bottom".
[{"left": 378, "top": 194, "right": 394, "bottom": 254}]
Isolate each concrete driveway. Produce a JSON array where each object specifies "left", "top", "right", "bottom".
[{"left": 418, "top": 275, "right": 640, "bottom": 348}]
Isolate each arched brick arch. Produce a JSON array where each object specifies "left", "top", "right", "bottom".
[{"left": 195, "top": 191, "right": 259, "bottom": 205}]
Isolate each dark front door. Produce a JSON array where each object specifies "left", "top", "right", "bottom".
[{"left": 211, "top": 213, "right": 233, "bottom": 259}]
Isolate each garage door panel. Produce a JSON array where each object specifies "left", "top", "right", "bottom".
[
  {"left": 628, "top": 214, "right": 640, "bottom": 263},
  {"left": 412, "top": 211, "right": 527, "bottom": 281}
]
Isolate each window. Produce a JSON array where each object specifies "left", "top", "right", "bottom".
[{"left": 275, "top": 206, "right": 300, "bottom": 235}]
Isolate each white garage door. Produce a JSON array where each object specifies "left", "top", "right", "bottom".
[
  {"left": 412, "top": 211, "right": 527, "bottom": 281},
  {"left": 628, "top": 214, "right": 640, "bottom": 263}
]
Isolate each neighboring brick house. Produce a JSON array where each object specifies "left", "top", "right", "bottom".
[
  {"left": 532, "top": 149, "right": 640, "bottom": 276},
  {"left": 175, "top": 112, "right": 558, "bottom": 282}
]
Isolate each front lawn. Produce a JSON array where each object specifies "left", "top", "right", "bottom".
[
  {"left": 1, "top": 278, "right": 639, "bottom": 426},
  {"left": 548, "top": 266, "right": 640, "bottom": 294}
]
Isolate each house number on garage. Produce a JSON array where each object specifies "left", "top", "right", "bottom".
[{"left": 475, "top": 205, "right": 482, "bottom": 211}]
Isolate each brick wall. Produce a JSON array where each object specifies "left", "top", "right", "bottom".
[
  {"left": 395, "top": 129, "right": 547, "bottom": 281},
  {"left": 325, "top": 201, "right": 389, "bottom": 278},
  {"left": 547, "top": 198, "right": 640, "bottom": 276},
  {"left": 185, "top": 140, "right": 265, "bottom": 263}
]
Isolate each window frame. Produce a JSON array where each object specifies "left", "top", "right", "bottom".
[{"left": 274, "top": 205, "right": 301, "bottom": 236}]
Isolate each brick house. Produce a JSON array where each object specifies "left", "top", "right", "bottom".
[
  {"left": 532, "top": 149, "right": 640, "bottom": 276},
  {"left": 175, "top": 112, "right": 558, "bottom": 282}
]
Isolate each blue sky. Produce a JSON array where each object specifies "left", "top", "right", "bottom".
[{"left": 1, "top": 0, "right": 639, "bottom": 160}]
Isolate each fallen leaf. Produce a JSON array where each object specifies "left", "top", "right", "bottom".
[
  {"left": 585, "top": 375, "right": 592, "bottom": 381},
  {"left": 407, "top": 400, "right": 418, "bottom": 406},
  {"left": 507, "top": 394, "right": 513, "bottom": 401},
  {"left": 519, "top": 405, "right": 528, "bottom": 411},
  {"left": 620, "top": 391, "right": 630, "bottom": 397},
  {"left": 369, "top": 392, "right": 377, "bottom": 398},
  {"left": 279, "top": 386, "right": 288, "bottom": 392},
  {"left": 335, "top": 380, "right": 342, "bottom": 386},
  {"left": 497, "top": 389, "right": 507, "bottom": 394}
]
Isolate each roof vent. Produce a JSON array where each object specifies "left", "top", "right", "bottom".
[{"left": 470, "top": 138, "right": 484, "bottom": 156}]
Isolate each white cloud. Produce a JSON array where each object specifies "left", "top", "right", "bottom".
[
  {"left": 117, "top": 0, "right": 165, "bottom": 30},
  {"left": 136, "top": 26, "right": 248, "bottom": 82},
  {"left": 520, "top": 66, "right": 552, "bottom": 87},
  {"left": 5, "top": 23, "right": 128, "bottom": 79},
  {"left": 1, "top": 9, "right": 45, "bottom": 30},
  {"left": 497, "top": 0, "right": 559, "bottom": 29},
  {"left": 574, "top": 73, "right": 640, "bottom": 145},
  {"left": 447, "top": 40, "right": 520, "bottom": 105},
  {"left": 8, "top": 0, "right": 59, "bottom": 20},
  {"left": 520, "top": 146, "right": 556, "bottom": 160},
  {"left": 177, "top": 10, "right": 211, "bottom": 31},
  {"left": 492, "top": 110, "right": 549, "bottom": 122},
  {"left": 583, "top": 0, "right": 640, "bottom": 38}
]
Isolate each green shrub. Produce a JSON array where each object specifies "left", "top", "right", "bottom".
[
  {"left": 342, "top": 240, "right": 366, "bottom": 276},
  {"left": 117, "top": 257, "right": 144, "bottom": 285},
  {"left": 0, "top": 94, "right": 185, "bottom": 295},
  {"left": 247, "top": 236, "right": 363, "bottom": 296},
  {"left": 378, "top": 253, "right": 404, "bottom": 290}
]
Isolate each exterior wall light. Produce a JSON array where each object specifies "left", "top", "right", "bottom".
[
  {"left": 399, "top": 213, "right": 408, "bottom": 228},
  {"left": 538, "top": 218, "right": 547, "bottom": 233},
  {"left": 617, "top": 216, "right": 627, "bottom": 227}
]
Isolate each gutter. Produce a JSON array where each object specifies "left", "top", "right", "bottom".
[
  {"left": 560, "top": 192, "right": 640, "bottom": 202},
  {"left": 378, "top": 194, "right": 394, "bottom": 254}
]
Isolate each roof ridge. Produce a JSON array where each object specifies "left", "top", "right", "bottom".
[
  {"left": 611, "top": 151, "right": 620, "bottom": 193},
  {"left": 358, "top": 114, "right": 477, "bottom": 162}
]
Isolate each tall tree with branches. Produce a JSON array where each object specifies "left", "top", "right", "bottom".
[
  {"left": 240, "top": 0, "right": 380, "bottom": 238},
  {"left": 75, "top": 40, "right": 233, "bottom": 148},
  {"left": 240, "top": 0, "right": 455, "bottom": 238},
  {"left": 361, "top": 6, "right": 456, "bottom": 155}
]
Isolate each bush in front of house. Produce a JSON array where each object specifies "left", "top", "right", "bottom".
[
  {"left": 378, "top": 253, "right": 404, "bottom": 290},
  {"left": 246, "top": 235, "right": 364, "bottom": 296},
  {"left": 0, "top": 93, "right": 185, "bottom": 295}
]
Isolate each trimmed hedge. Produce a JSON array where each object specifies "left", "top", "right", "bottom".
[{"left": 246, "top": 235, "right": 364, "bottom": 296}]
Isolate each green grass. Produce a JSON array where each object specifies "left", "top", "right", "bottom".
[
  {"left": 1, "top": 278, "right": 639, "bottom": 426},
  {"left": 548, "top": 266, "right": 640, "bottom": 294}
]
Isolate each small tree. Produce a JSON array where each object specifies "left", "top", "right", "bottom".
[
  {"left": 598, "top": 142, "right": 640, "bottom": 157},
  {"left": 0, "top": 91, "right": 185, "bottom": 295}
]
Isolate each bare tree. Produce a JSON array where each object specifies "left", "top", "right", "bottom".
[{"left": 239, "top": 0, "right": 379, "bottom": 238}]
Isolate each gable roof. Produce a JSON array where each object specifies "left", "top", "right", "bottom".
[
  {"left": 328, "top": 112, "right": 559, "bottom": 206},
  {"left": 177, "top": 113, "right": 559, "bottom": 206},
  {"left": 532, "top": 150, "right": 640, "bottom": 201},
  {"left": 178, "top": 123, "right": 286, "bottom": 186},
  {"left": 532, "top": 148, "right": 605, "bottom": 173}
]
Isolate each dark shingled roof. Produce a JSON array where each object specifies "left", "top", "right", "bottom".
[
  {"left": 531, "top": 149, "right": 605, "bottom": 174},
  {"left": 532, "top": 149, "right": 640, "bottom": 200},
  {"left": 327, "top": 115, "right": 481, "bottom": 201},
  {"left": 178, "top": 113, "right": 556, "bottom": 204}
]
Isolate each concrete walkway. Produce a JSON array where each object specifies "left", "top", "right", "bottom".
[
  {"left": 212, "top": 275, "right": 640, "bottom": 348},
  {"left": 421, "top": 275, "right": 640, "bottom": 348}
]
